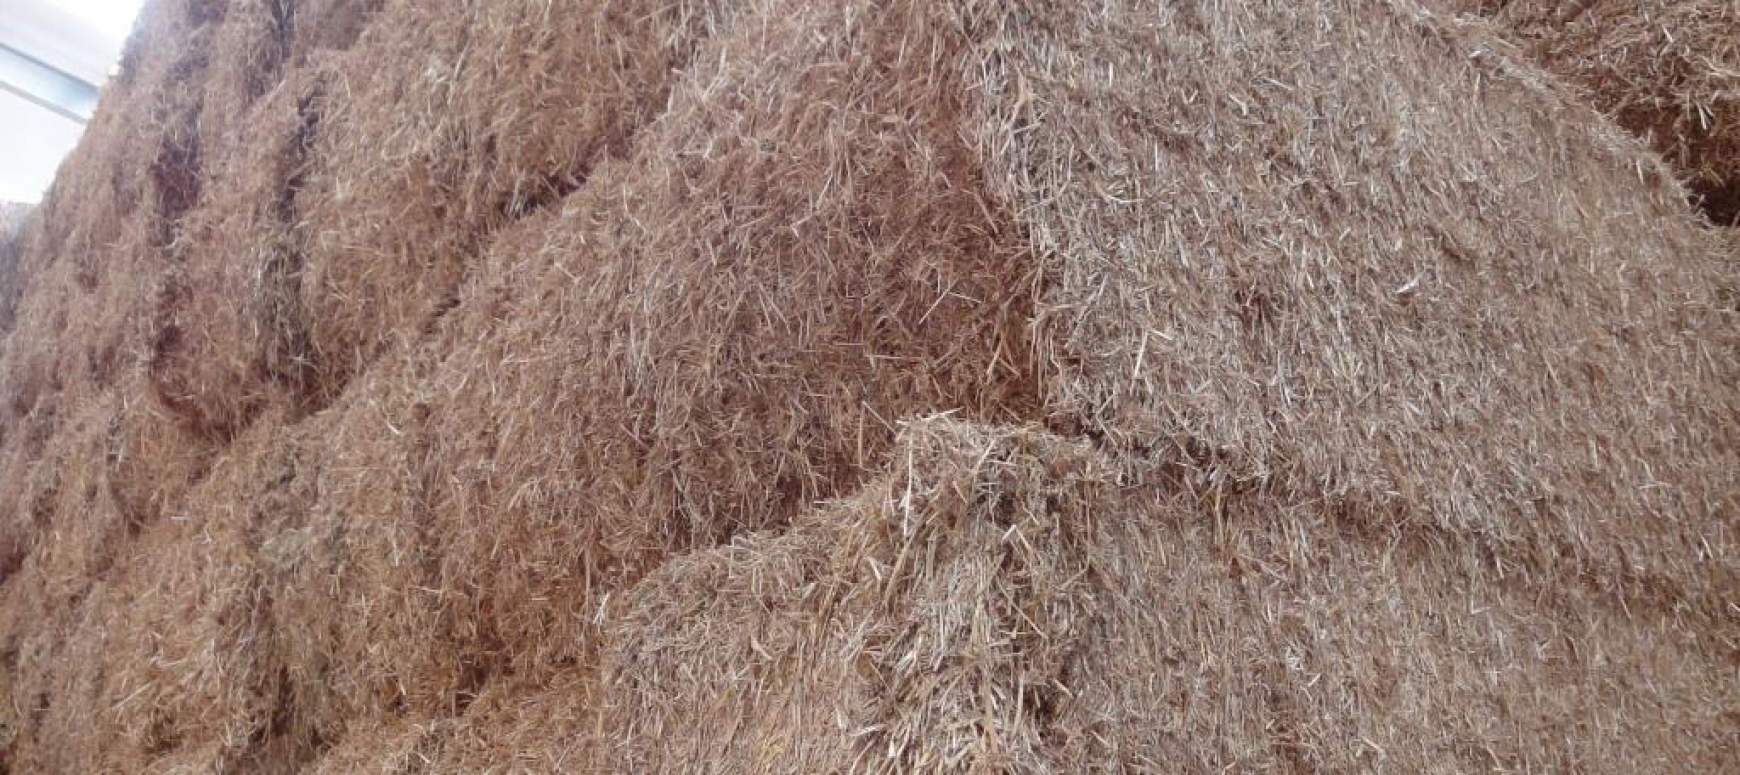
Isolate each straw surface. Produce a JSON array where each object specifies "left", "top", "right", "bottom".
[
  {"left": 0, "top": 0, "right": 1733, "bottom": 771},
  {"left": 1441, "top": 0, "right": 1740, "bottom": 225}
]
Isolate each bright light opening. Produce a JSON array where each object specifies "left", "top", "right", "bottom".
[
  {"left": 47, "top": 0, "right": 146, "bottom": 47},
  {"left": 0, "top": 0, "right": 146, "bottom": 202}
]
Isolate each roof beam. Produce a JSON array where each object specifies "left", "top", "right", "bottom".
[{"left": 0, "top": 40, "right": 98, "bottom": 124}]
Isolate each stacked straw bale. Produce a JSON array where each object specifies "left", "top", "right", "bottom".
[
  {"left": 0, "top": 0, "right": 1734, "bottom": 771},
  {"left": 1441, "top": 0, "right": 1740, "bottom": 225},
  {"left": 972, "top": 0, "right": 1739, "bottom": 638},
  {"left": 292, "top": 0, "right": 738, "bottom": 393},
  {"left": 597, "top": 418, "right": 1734, "bottom": 772}
]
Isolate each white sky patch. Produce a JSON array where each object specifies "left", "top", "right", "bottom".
[{"left": 46, "top": 0, "right": 144, "bottom": 46}]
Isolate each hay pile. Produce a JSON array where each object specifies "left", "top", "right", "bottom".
[
  {"left": 1441, "top": 0, "right": 1740, "bottom": 225},
  {"left": 0, "top": 0, "right": 1735, "bottom": 772}
]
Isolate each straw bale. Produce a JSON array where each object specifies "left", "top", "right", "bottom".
[
  {"left": 269, "top": 346, "right": 478, "bottom": 738},
  {"left": 0, "top": 402, "right": 126, "bottom": 604},
  {"left": 599, "top": 418, "right": 1737, "bottom": 772},
  {"left": 969, "top": 0, "right": 1739, "bottom": 627},
  {"left": 102, "top": 371, "right": 217, "bottom": 529},
  {"left": 1442, "top": 0, "right": 1740, "bottom": 224},
  {"left": 292, "top": 0, "right": 735, "bottom": 394},
  {"left": 75, "top": 428, "right": 298, "bottom": 773},
  {"left": 6, "top": 404, "right": 342, "bottom": 772},
  {"left": 1050, "top": 492, "right": 1738, "bottom": 772},
  {"left": 600, "top": 418, "right": 1111, "bottom": 772},
  {"left": 0, "top": 403, "right": 140, "bottom": 773},
  {"left": 407, "top": 0, "right": 1040, "bottom": 677},
  {"left": 147, "top": 72, "right": 324, "bottom": 441}
]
